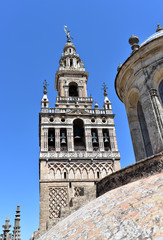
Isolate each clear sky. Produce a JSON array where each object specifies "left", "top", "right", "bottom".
[{"left": 0, "top": 0, "right": 162, "bottom": 239}]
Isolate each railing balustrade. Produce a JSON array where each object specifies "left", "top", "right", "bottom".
[{"left": 41, "top": 107, "right": 112, "bottom": 114}]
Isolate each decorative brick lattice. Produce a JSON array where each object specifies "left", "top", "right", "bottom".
[
  {"left": 49, "top": 187, "right": 68, "bottom": 219},
  {"left": 74, "top": 187, "right": 84, "bottom": 197}
]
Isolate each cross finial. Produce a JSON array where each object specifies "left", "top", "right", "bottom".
[{"left": 102, "top": 82, "right": 108, "bottom": 96}]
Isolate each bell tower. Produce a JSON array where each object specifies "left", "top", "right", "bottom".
[{"left": 38, "top": 28, "right": 120, "bottom": 234}]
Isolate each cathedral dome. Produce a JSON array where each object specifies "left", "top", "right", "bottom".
[
  {"left": 140, "top": 29, "right": 163, "bottom": 47},
  {"left": 37, "top": 172, "right": 163, "bottom": 240}
]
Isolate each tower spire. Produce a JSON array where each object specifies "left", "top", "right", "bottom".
[{"left": 13, "top": 205, "right": 21, "bottom": 240}]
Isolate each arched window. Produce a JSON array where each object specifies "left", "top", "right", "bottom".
[
  {"left": 73, "top": 119, "right": 85, "bottom": 151},
  {"left": 69, "top": 82, "right": 78, "bottom": 97},
  {"left": 70, "top": 59, "right": 73, "bottom": 67},
  {"left": 48, "top": 128, "right": 55, "bottom": 151},
  {"left": 91, "top": 129, "right": 99, "bottom": 151},
  {"left": 102, "top": 129, "right": 111, "bottom": 151},
  {"left": 137, "top": 101, "right": 153, "bottom": 157},
  {"left": 158, "top": 80, "right": 163, "bottom": 105},
  {"left": 60, "top": 129, "right": 67, "bottom": 151}
]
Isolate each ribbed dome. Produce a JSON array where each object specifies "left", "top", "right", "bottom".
[{"left": 140, "top": 30, "right": 163, "bottom": 47}]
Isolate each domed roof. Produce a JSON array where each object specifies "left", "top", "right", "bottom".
[
  {"left": 140, "top": 30, "right": 163, "bottom": 47},
  {"left": 63, "top": 41, "right": 76, "bottom": 52},
  {"left": 38, "top": 172, "right": 163, "bottom": 240}
]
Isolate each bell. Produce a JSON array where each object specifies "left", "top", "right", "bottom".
[
  {"left": 92, "top": 138, "right": 97, "bottom": 143},
  {"left": 49, "top": 134, "right": 54, "bottom": 142},
  {"left": 60, "top": 132, "right": 66, "bottom": 144},
  {"left": 61, "top": 138, "right": 66, "bottom": 144},
  {"left": 92, "top": 132, "right": 98, "bottom": 143},
  {"left": 103, "top": 133, "right": 109, "bottom": 142},
  {"left": 74, "top": 135, "right": 81, "bottom": 139},
  {"left": 104, "top": 138, "right": 109, "bottom": 143}
]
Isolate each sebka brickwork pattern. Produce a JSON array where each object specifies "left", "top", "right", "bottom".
[{"left": 49, "top": 187, "right": 68, "bottom": 219}]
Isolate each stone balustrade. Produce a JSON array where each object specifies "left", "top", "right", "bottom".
[
  {"left": 56, "top": 96, "right": 93, "bottom": 102},
  {"left": 41, "top": 107, "right": 112, "bottom": 115}
]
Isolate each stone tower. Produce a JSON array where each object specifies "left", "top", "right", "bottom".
[
  {"left": 38, "top": 32, "right": 120, "bottom": 234},
  {"left": 115, "top": 25, "right": 163, "bottom": 162}
]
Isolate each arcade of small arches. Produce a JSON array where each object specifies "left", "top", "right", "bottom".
[{"left": 48, "top": 162, "right": 113, "bottom": 180}]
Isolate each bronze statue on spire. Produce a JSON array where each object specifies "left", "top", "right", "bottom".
[{"left": 64, "top": 25, "right": 73, "bottom": 42}]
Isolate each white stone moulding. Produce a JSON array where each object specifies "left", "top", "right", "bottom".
[
  {"left": 39, "top": 151, "right": 120, "bottom": 159},
  {"left": 41, "top": 108, "right": 112, "bottom": 115}
]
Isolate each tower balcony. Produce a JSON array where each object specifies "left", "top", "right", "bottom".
[
  {"left": 41, "top": 107, "right": 112, "bottom": 115},
  {"left": 56, "top": 96, "right": 93, "bottom": 103}
]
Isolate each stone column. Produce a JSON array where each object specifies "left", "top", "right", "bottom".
[
  {"left": 41, "top": 128, "right": 48, "bottom": 151},
  {"left": 67, "top": 128, "right": 74, "bottom": 151},
  {"left": 60, "top": 80, "right": 64, "bottom": 97},
  {"left": 97, "top": 128, "right": 104, "bottom": 151},
  {"left": 78, "top": 86, "right": 83, "bottom": 97},
  {"left": 83, "top": 80, "right": 87, "bottom": 97},
  {"left": 149, "top": 89, "right": 163, "bottom": 138},
  {"left": 55, "top": 128, "right": 60, "bottom": 152},
  {"left": 64, "top": 86, "right": 69, "bottom": 97},
  {"left": 85, "top": 128, "right": 93, "bottom": 151},
  {"left": 109, "top": 128, "right": 118, "bottom": 151},
  {"left": 112, "top": 128, "right": 118, "bottom": 151},
  {"left": 66, "top": 58, "right": 70, "bottom": 67}
]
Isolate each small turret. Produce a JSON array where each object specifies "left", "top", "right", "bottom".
[
  {"left": 102, "top": 83, "right": 112, "bottom": 110},
  {"left": 41, "top": 80, "right": 49, "bottom": 109},
  {"left": 1, "top": 218, "right": 12, "bottom": 240}
]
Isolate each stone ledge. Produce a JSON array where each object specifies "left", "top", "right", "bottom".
[{"left": 97, "top": 152, "right": 163, "bottom": 197}]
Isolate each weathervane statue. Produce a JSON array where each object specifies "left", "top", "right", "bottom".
[
  {"left": 43, "top": 80, "right": 49, "bottom": 94},
  {"left": 102, "top": 82, "right": 108, "bottom": 96},
  {"left": 64, "top": 25, "right": 73, "bottom": 42}
]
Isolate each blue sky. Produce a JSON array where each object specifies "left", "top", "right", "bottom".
[{"left": 0, "top": 0, "right": 162, "bottom": 239}]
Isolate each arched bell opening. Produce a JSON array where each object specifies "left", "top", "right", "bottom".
[
  {"left": 137, "top": 101, "right": 153, "bottom": 157},
  {"left": 48, "top": 128, "right": 55, "bottom": 151},
  {"left": 91, "top": 129, "right": 99, "bottom": 151},
  {"left": 158, "top": 80, "right": 163, "bottom": 105},
  {"left": 60, "top": 128, "right": 67, "bottom": 151},
  {"left": 70, "top": 58, "right": 73, "bottom": 67},
  {"left": 69, "top": 82, "right": 78, "bottom": 97},
  {"left": 102, "top": 129, "right": 111, "bottom": 151},
  {"left": 73, "top": 119, "right": 86, "bottom": 151}
]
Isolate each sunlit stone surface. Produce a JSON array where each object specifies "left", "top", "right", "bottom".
[{"left": 38, "top": 172, "right": 163, "bottom": 240}]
